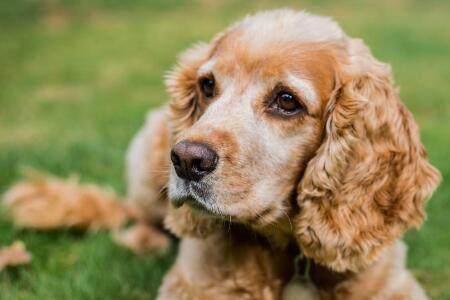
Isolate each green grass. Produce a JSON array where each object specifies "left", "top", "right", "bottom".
[{"left": 0, "top": 0, "right": 449, "bottom": 299}]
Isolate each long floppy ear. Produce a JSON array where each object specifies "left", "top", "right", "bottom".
[{"left": 295, "top": 38, "right": 441, "bottom": 272}]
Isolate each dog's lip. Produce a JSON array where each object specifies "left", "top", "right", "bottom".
[
  {"left": 169, "top": 178, "right": 226, "bottom": 217},
  {"left": 170, "top": 193, "right": 208, "bottom": 209},
  {"left": 170, "top": 193, "right": 221, "bottom": 217},
  {"left": 171, "top": 179, "right": 210, "bottom": 206}
]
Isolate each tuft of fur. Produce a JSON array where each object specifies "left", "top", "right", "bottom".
[
  {"left": 164, "top": 205, "right": 221, "bottom": 238},
  {"left": 0, "top": 241, "right": 32, "bottom": 271},
  {"left": 113, "top": 223, "right": 170, "bottom": 255},
  {"left": 283, "top": 281, "right": 319, "bottom": 300},
  {"left": 2, "top": 172, "right": 171, "bottom": 254},
  {"left": 2, "top": 173, "right": 130, "bottom": 230}
]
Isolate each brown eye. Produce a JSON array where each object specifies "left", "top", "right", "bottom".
[
  {"left": 269, "top": 91, "right": 304, "bottom": 116},
  {"left": 199, "top": 75, "right": 215, "bottom": 98}
]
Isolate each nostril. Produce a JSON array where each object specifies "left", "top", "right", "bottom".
[
  {"left": 191, "top": 158, "right": 202, "bottom": 171},
  {"left": 201, "top": 156, "right": 217, "bottom": 172},
  {"left": 191, "top": 157, "right": 215, "bottom": 174},
  {"left": 170, "top": 150, "right": 181, "bottom": 168}
]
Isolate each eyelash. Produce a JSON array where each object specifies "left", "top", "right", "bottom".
[{"left": 266, "top": 85, "right": 306, "bottom": 117}]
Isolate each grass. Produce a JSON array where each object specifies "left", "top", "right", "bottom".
[{"left": 0, "top": 0, "right": 449, "bottom": 299}]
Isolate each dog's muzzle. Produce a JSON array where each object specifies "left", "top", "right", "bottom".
[{"left": 169, "top": 140, "right": 218, "bottom": 211}]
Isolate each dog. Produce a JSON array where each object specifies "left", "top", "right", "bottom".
[{"left": 126, "top": 9, "right": 441, "bottom": 299}]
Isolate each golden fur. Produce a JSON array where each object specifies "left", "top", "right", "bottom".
[
  {"left": 125, "top": 9, "right": 441, "bottom": 299},
  {"left": 3, "top": 172, "right": 170, "bottom": 254},
  {"left": 3, "top": 173, "right": 129, "bottom": 230},
  {"left": 0, "top": 241, "right": 31, "bottom": 271}
]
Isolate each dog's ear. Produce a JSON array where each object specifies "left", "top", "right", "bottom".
[
  {"left": 163, "top": 32, "right": 232, "bottom": 237},
  {"left": 165, "top": 27, "right": 233, "bottom": 138},
  {"left": 165, "top": 42, "right": 211, "bottom": 137},
  {"left": 294, "top": 38, "right": 441, "bottom": 272}
]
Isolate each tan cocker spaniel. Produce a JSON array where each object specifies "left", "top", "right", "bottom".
[{"left": 126, "top": 9, "right": 441, "bottom": 300}]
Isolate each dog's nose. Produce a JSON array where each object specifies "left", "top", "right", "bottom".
[{"left": 171, "top": 141, "right": 218, "bottom": 181}]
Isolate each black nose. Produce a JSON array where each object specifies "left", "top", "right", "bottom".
[{"left": 170, "top": 141, "right": 218, "bottom": 181}]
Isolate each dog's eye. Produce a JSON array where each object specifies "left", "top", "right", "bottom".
[
  {"left": 269, "top": 91, "right": 304, "bottom": 116},
  {"left": 199, "top": 75, "right": 216, "bottom": 98}
]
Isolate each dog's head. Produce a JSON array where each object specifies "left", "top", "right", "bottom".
[{"left": 165, "top": 9, "right": 440, "bottom": 272}]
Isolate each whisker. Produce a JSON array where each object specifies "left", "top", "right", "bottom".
[{"left": 282, "top": 210, "right": 293, "bottom": 232}]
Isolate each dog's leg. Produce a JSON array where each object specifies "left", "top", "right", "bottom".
[
  {"left": 126, "top": 107, "right": 171, "bottom": 225},
  {"left": 118, "top": 107, "right": 172, "bottom": 253}
]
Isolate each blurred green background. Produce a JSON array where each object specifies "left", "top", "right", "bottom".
[{"left": 0, "top": 0, "right": 449, "bottom": 299}]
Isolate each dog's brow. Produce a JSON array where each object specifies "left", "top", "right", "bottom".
[
  {"left": 286, "top": 74, "right": 317, "bottom": 105},
  {"left": 198, "top": 60, "right": 216, "bottom": 76}
]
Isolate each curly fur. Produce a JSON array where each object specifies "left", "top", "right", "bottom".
[
  {"left": 295, "top": 38, "right": 441, "bottom": 272},
  {"left": 125, "top": 9, "right": 440, "bottom": 300}
]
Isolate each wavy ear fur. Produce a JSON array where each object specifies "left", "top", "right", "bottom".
[
  {"left": 165, "top": 42, "right": 211, "bottom": 137},
  {"left": 295, "top": 38, "right": 441, "bottom": 272}
]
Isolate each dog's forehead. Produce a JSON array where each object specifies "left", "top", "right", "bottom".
[
  {"left": 237, "top": 9, "right": 344, "bottom": 45},
  {"left": 198, "top": 10, "right": 346, "bottom": 103},
  {"left": 211, "top": 38, "right": 331, "bottom": 78},
  {"left": 204, "top": 42, "right": 339, "bottom": 106},
  {"left": 216, "top": 9, "right": 343, "bottom": 58}
]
